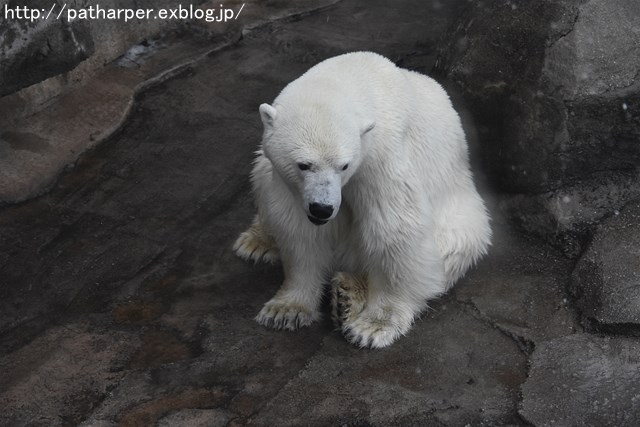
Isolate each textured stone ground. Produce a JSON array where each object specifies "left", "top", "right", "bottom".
[{"left": 1, "top": 1, "right": 639, "bottom": 426}]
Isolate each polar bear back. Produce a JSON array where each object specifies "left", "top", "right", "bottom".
[{"left": 275, "top": 52, "right": 404, "bottom": 129}]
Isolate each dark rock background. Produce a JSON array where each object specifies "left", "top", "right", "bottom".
[
  {"left": 436, "top": 0, "right": 640, "bottom": 257},
  {"left": 0, "top": 0, "right": 94, "bottom": 97},
  {"left": 0, "top": 0, "right": 639, "bottom": 426},
  {"left": 571, "top": 199, "right": 640, "bottom": 334}
]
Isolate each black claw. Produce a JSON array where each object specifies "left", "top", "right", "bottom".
[
  {"left": 294, "top": 313, "right": 301, "bottom": 329},
  {"left": 248, "top": 245, "right": 259, "bottom": 258}
]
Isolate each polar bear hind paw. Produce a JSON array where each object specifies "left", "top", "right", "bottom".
[
  {"left": 233, "top": 221, "right": 279, "bottom": 264},
  {"left": 342, "top": 310, "right": 410, "bottom": 349},
  {"left": 255, "top": 300, "right": 319, "bottom": 331},
  {"left": 330, "top": 272, "right": 407, "bottom": 348}
]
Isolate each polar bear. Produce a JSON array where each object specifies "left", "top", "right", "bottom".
[{"left": 234, "top": 52, "right": 491, "bottom": 348}]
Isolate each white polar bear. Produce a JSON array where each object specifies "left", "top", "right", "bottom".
[{"left": 234, "top": 52, "right": 491, "bottom": 348}]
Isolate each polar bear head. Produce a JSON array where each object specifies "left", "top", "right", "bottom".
[{"left": 259, "top": 102, "right": 375, "bottom": 225}]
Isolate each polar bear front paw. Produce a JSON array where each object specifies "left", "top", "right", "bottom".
[
  {"left": 233, "top": 221, "right": 279, "bottom": 264},
  {"left": 330, "top": 272, "right": 368, "bottom": 327},
  {"left": 255, "top": 299, "right": 320, "bottom": 331}
]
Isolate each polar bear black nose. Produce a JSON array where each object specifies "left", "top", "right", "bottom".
[{"left": 309, "top": 203, "right": 334, "bottom": 219}]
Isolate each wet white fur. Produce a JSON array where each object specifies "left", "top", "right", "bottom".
[{"left": 246, "top": 52, "right": 491, "bottom": 348}]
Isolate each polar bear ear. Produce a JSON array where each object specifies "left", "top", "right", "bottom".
[
  {"left": 360, "top": 120, "right": 375, "bottom": 137},
  {"left": 259, "top": 103, "right": 277, "bottom": 128}
]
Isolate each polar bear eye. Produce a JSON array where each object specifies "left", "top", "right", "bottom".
[
  {"left": 297, "top": 163, "right": 311, "bottom": 171},
  {"left": 341, "top": 164, "right": 349, "bottom": 171}
]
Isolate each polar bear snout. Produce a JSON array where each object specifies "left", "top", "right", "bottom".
[{"left": 302, "top": 170, "right": 341, "bottom": 225}]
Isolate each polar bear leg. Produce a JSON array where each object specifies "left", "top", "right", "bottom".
[
  {"left": 256, "top": 258, "right": 328, "bottom": 330},
  {"left": 233, "top": 215, "right": 280, "bottom": 264},
  {"left": 335, "top": 238, "right": 446, "bottom": 348},
  {"left": 255, "top": 225, "right": 333, "bottom": 331}
]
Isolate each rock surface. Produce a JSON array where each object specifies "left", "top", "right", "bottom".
[
  {"left": 437, "top": 0, "right": 640, "bottom": 255},
  {"left": 254, "top": 302, "right": 526, "bottom": 426},
  {"left": 571, "top": 199, "right": 640, "bottom": 333},
  {"left": 0, "top": 0, "right": 639, "bottom": 426},
  {"left": 0, "top": 0, "right": 335, "bottom": 103},
  {"left": 0, "top": 0, "right": 94, "bottom": 97},
  {"left": 0, "top": 0, "right": 339, "bottom": 205},
  {"left": 520, "top": 334, "right": 640, "bottom": 426},
  {"left": 455, "top": 220, "right": 578, "bottom": 350}
]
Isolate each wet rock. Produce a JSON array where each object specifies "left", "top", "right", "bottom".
[
  {"left": 259, "top": 0, "right": 467, "bottom": 69},
  {"left": 252, "top": 300, "right": 527, "bottom": 426},
  {"left": 520, "top": 333, "right": 640, "bottom": 426},
  {"left": 157, "top": 408, "right": 230, "bottom": 427},
  {"left": 0, "top": 0, "right": 94, "bottom": 96},
  {"left": 570, "top": 199, "right": 640, "bottom": 334},
  {"left": 0, "top": 0, "right": 618, "bottom": 425},
  {"left": 500, "top": 172, "right": 640, "bottom": 258},
  {"left": 455, "top": 222, "right": 577, "bottom": 350},
  {"left": 437, "top": 0, "right": 640, "bottom": 254},
  {"left": 0, "top": 208, "right": 166, "bottom": 340},
  {"left": 116, "top": 387, "right": 227, "bottom": 427},
  {"left": 0, "top": 0, "right": 341, "bottom": 206},
  {"left": 0, "top": 324, "right": 139, "bottom": 427}
]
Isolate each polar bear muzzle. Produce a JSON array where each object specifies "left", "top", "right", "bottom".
[{"left": 302, "top": 170, "right": 341, "bottom": 225}]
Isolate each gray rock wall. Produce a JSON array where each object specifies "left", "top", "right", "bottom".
[
  {"left": 0, "top": 0, "right": 206, "bottom": 117},
  {"left": 571, "top": 199, "right": 640, "bottom": 334},
  {"left": 437, "top": 0, "right": 640, "bottom": 255},
  {"left": 0, "top": 0, "right": 94, "bottom": 97},
  {"left": 435, "top": 4, "right": 640, "bottom": 422},
  {"left": 0, "top": 0, "right": 339, "bottom": 205}
]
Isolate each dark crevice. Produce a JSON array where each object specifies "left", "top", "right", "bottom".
[
  {"left": 455, "top": 296, "right": 536, "bottom": 357},
  {"left": 546, "top": 6, "right": 580, "bottom": 48},
  {"left": 584, "top": 319, "right": 640, "bottom": 337}
]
